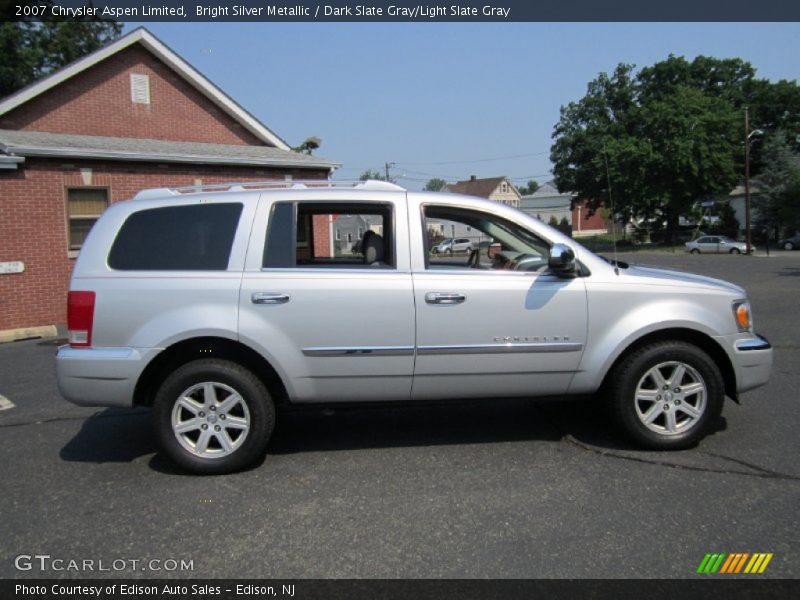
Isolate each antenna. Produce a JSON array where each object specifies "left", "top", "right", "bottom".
[{"left": 602, "top": 143, "right": 619, "bottom": 275}]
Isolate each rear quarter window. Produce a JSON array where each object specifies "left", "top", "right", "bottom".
[{"left": 108, "top": 203, "right": 243, "bottom": 270}]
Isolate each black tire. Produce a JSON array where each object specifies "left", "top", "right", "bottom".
[
  {"left": 606, "top": 341, "right": 724, "bottom": 450},
  {"left": 153, "top": 359, "right": 275, "bottom": 474},
  {"left": 730, "top": 248, "right": 741, "bottom": 254},
  {"left": 785, "top": 242, "right": 794, "bottom": 251},
  {"left": 690, "top": 248, "right": 700, "bottom": 254}
]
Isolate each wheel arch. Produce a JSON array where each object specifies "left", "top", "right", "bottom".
[
  {"left": 599, "top": 328, "right": 737, "bottom": 401},
  {"left": 133, "top": 337, "right": 289, "bottom": 407}
]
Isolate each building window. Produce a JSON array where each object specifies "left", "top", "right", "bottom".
[
  {"left": 67, "top": 188, "right": 109, "bottom": 250},
  {"left": 130, "top": 73, "right": 150, "bottom": 104}
]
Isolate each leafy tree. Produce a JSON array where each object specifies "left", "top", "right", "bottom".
[
  {"left": 551, "top": 56, "right": 800, "bottom": 234},
  {"left": 424, "top": 178, "right": 447, "bottom": 192},
  {"left": 0, "top": 10, "right": 121, "bottom": 98},
  {"left": 754, "top": 131, "right": 800, "bottom": 237},
  {"left": 359, "top": 169, "right": 392, "bottom": 182},
  {"left": 552, "top": 64, "right": 661, "bottom": 226},
  {"left": 517, "top": 179, "right": 540, "bottom": 196},
  {"left": 292, "top": 136, "right": 321, "bottom": 155}
]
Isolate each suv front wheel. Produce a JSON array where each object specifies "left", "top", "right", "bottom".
[
  {"left": 153, "top": 359, "right": 275, "bottom": 474},
  {"left": 607, "top": 341, "right": 724, "bottom": 449}
]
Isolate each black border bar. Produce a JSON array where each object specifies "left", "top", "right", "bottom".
[
  {"left": 4, "top": 0, "right": 800, "bottom": 22},
  {"left": 3, "top": 579, "right": 800, "bottom": 600}
]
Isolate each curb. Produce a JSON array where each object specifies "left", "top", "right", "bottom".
[{"left": 0, "top": 325, "right": 58, "bottom": 344}]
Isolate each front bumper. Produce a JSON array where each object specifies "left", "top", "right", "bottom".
[
  {"left": 730, "top": 334, "right": 773, "bottom": 394},
  {"left": 56, "top": 346, "right": 159, "bottom": 407}
]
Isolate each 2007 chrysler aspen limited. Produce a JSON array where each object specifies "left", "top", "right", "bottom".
[{"left": 56, "top": 180, "right": 773, "bottom": 474}]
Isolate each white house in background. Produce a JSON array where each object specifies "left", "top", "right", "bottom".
[
  {"left": 445, "top": 175, "right": 522, "bottom": 208},
  {"left": 725, "top": 185, "right": 765, "bottom": 235},
  {"left": 333, "top": 214, "right": 383, "bottom": 253},
  {"left": 519, "top": 182, "right": 573, "bottom": 225},
  {"left": 520, "top": 181, "right": 608, "bottom": 237}
]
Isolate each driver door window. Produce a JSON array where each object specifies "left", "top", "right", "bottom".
[{"left": 424, "top": 205, "right": 550, "bottom": 272}]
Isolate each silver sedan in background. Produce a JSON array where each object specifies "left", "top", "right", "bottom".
[{"left": 685, "top": 235, "right": 753, "bottom": 254}]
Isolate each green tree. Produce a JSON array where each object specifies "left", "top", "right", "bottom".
[
  {"left": 551, "top": 56, "right": 800, "bottom": 234},
  {"left": 423, "top": 178, "right": 447, "bottom": 192},
  {"left": 551, "top": 64, "right": 657, "bottom": 226},
  {"left": 291, "top": 136, "right": 321, "bottom": 155},
  {"left": 0, "top": 12, "right": 121, "bottom": 98},
  {"left": 359, "top": 169, "right": 390, "bottom": 182},
  {"left": 754, "top": 130, "right": 800, "bottom": 237},
  {"left": 517, "top": 179, "right": 540, "bottom": 196}
]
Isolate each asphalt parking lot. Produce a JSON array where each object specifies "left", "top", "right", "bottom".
[{"left": 1, "top": 251, "right": 799, "bottom": 579}]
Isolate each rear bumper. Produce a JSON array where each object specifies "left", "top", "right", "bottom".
[
  {"left": 56, "top": 346, "right": 158, "bottom": 407},
  {"left": 730, "top": 334, "right": 773, "bottom": 394}
]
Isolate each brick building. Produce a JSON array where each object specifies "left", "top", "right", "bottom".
[
  {"left": 571, "top": 199, "right": 609, "bottom": 237},
  {"left": 0, "top": 28, "right": 337, "bottom": 340}
]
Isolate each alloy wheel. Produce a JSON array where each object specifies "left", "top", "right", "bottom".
[
  {"left": 170, "top": 381, "right": 251, "bottom": 458},
  {"left": 633, "top": 361, "right": 707, "bottom": 436}
]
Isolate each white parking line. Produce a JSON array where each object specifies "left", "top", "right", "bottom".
[{"left": 0, "top": 394, "right": 15, "bottom": 411}]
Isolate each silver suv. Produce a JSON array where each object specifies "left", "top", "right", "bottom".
[{"left": 56, "top": 180, "right": 772, "bottom": 474}]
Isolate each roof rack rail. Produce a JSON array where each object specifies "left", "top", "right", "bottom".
[{"left": 132, "top": 179, "right": 405, "bottom": 200}]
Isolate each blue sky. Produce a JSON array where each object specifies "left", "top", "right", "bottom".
[{"left": 126, "top": 22, "right": 800, "bottom": 190}]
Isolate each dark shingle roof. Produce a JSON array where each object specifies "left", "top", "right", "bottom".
[
  {"left": 0, "top": 129, "right": 338, "bottom": 170},
  {"left": 446, "top": 176, "right": 507, "bottom": 198}
]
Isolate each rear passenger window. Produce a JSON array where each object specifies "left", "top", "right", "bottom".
[
  {"left": 263, "top": 202, "right": 395, "bottom": 269},
  {"left": 108, "top": 203, "right": 243, "bottom": 270}
]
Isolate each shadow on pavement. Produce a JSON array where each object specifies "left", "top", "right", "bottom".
[
  {"left": 59, "top": 408, "right": 156, "bottom": 463},
  {"left": 59, "top": 396, "right": 731, "bottom": 473},
  {"left": 267, "top": 397, "right": 599, "bottom": 454}
]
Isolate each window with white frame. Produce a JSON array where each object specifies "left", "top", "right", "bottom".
[{"left": 67, "top": 188, "right": 109, "bottom": 251}]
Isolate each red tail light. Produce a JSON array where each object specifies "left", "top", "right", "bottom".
[{"left": 67, "top": 291, "right": 95, "bottom": 347}]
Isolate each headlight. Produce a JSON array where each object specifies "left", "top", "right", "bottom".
[{"left": 732, "top": 300, "right": 752, "bottom": 332}]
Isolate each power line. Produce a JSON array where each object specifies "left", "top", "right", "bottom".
[
  {"left": 396, "top": 172, "right": 553, "bottom": 184},
  {"left": 394, "top": 150, "right": 550, "bottom": 166}
]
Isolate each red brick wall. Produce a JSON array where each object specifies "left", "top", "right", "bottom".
[
  {"left": 312, "top": 215, "right": 332, "bottom": 258},
  {"left": 0, "top": 45, "right": 264, "bottom": 146},
  {"left": 572, "top": 199, "right": 608, "bottom": 234},
  {"left": 0, "top": 158, "right": 328, "bottom": 332}
]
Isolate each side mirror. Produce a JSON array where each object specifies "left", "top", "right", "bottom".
[{"left": 548, "top": 243, "right": 576, "bottom": 276}]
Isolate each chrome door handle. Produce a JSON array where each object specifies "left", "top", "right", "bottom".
[
  {"left": 425, "top": 292, "right": 466, "bottom": 305},
  {"left": 251, "top": 292, "right": 290, "bottom": 305}
]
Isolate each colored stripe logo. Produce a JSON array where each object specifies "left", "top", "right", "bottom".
[{"left": 697, "top": 553, "right": 773, "bottom": 574}]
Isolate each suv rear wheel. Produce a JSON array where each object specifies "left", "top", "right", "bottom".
[
  {"left": 153, "top": 359, "right": 275, "bottom": 474},
  {"left": 607, "top": 341, "right": 724, "bottom": 449}
]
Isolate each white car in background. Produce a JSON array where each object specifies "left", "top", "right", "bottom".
[
  {"left": 685, "top": 236, "right": 752, "bottom": 254},
  {"left": 434, "top": 238, "right": 474, "bottom": 254}
]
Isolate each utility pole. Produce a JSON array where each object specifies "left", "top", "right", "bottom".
[
  {"left": 384, "top": 162, "right": 395, "bottom": 182},
  {"left": 744, "top": 107, "right": 752, "bottom": 254}
]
